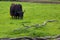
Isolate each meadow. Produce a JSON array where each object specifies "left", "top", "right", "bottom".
[{"left": 0, "top": 1, "right": 60, "bottom": 38}]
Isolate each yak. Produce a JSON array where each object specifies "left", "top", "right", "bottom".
[{"left": 10, "top": 3, "right": 24, "bottom": 19}]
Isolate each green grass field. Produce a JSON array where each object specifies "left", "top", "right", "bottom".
[{"left": 0, "top": 1, "right": 60, "bottom": 38}]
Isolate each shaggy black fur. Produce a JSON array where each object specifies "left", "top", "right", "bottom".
[{"left": 10, "top": 3, "right": 24, "bottom": 19}]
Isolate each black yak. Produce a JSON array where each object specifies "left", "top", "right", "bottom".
[{"left": 10, "top": 3, "right": 24, "bottom": 19}]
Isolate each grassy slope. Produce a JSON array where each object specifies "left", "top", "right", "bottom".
[{"left": 0, "top": 1, "right": 60, "bottom": 38}]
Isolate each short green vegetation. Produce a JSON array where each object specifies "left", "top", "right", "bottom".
[{"left": 0, "top": 1, "right": 60, "bottom": 38}]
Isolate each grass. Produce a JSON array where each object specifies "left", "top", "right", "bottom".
[{"left": 0, "top": 1, "right": 60, "bottom": 38}]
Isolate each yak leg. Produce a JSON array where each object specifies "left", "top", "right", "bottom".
[
  {"left": 20, "top": 12, "right": 24, "bottom": 19},
  {"left": 14, "top": 16, "right": 17, "bottom": 19}
]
